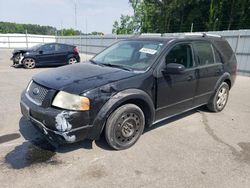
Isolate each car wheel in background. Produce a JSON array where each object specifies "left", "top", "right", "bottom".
[
  {"left": 207, "top": 82, "right": 229, "bottom": 112},
  {"left": 23, "top": 58, "right": 36, "bottom": 69},
  {"left": 105, "top": 104, "right": 145, "bottom": 150},
  {"left": 68, "top": 57, "right": 77, "bottom": 64}
]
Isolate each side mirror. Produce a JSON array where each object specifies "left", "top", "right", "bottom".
[
  {"left": 39, "top": 50, "right": 43, "bottom": 54},
  {"left": 163, "top": 63, "right": 185, "bottom": 74}
]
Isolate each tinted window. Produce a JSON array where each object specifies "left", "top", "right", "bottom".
[
  {"left": 214, "top": 48, "right": 222, "bottom": 63},
  {"left": 56, "top": 44, "right": 70, "bottom": 52},
  {"left": 193, "top": 42, "right": 214, "bottom": 65},
  {"left": 166, "top": 44, "right": 193, "bottom": 68},
  {"left": 213, "top": 40, "right": 234, "bottom": 62},
  {"left": 40, "top": 44, "right": 55, "bottom": 52}
]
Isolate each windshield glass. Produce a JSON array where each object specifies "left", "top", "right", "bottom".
[{"left": 92, "top": 40, "right": 165, "bottom": 71}]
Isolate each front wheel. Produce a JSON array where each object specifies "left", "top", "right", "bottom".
[
  {"left": 105, "top": 104, "right": 145, "bottom": 150},
  {"left": 23, "top": 58, "right": 36, "bottom": 69},
  {"left": 207, "top": 82, "right": 229, "bottom": 112}
]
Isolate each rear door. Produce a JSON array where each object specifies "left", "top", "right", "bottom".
[
  {"left": 155, "top": 42, "right": 197, "bottom": 121},
  {"left": 54, "top": 44, "right": 70, "bottom": 64},
  {"left": 192, "top": 41, "right": 224, "bottom": 105}
]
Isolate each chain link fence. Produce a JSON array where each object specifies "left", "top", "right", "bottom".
[{"left": 1, "top": 30, "right": 250, "bottom": 74}]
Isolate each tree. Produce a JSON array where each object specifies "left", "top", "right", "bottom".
[
  {"left": 112, "top": 15, "right": 137, "bottom": 34},
  {"left": 113, "top": 0, "right": 250, "bottom": 34}
]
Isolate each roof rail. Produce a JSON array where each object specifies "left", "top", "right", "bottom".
[
  {"left": 203, "top": 33, "right": 222, "bottom": 38},
  {"left": 140, "top": 32, "right": 222, "bottom": 38}
]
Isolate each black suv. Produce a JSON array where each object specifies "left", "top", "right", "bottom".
[
  {"left": 20, "top": 34, "right": 237, "bottom": 150},
  {"left": 11, "top": 43, "right": 80, "bottom": 68}
]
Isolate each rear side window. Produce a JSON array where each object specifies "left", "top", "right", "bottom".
[
  {"left": 213, "top": 40, "right": 234, "bottom": 62},
  {"left": 193, "top": 41, "right": 215, "bottom": 65},
  {"left": 56, "top": 44, "right": 70, "bottom": 52}
]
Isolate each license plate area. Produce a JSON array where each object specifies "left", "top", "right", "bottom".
[{"left": 20, "top": 101, "right": 30, "bottom": 120}]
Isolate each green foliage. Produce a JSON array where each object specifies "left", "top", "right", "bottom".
[
  {"left": 0, "top": 22, "right": 103, "bottom": 36},
  {"left": 113, "top": 0, "right": 250, "bottom": 34},
  {"left": 112, "top": 15, "right": 137, "bottom": 34},
  {"left": 0, "top": 22, "right": 57, "bottom": 35}
]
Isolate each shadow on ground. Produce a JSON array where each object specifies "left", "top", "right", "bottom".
[{"left": 4, "top": 106, "right": 210, "bottom": 169}]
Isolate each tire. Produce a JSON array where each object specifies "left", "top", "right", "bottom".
[
  {"left": 68, "top": 57, "right": 77, "bottom": 64},
  {"left": 23, "top": 58, "right": 36, "bottom": 69},
  {"left": 207, "top": 82, "right": 229, "bottom": 112},
  {"left": 105, "top": 104, "right": 145, "bottom": 150}
]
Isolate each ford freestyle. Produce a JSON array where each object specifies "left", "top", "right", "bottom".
[{"left": 20, "top": 34, "right": 237, "bottom": 150}]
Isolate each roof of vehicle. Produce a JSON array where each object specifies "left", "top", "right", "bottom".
[
  {"left": 126, "top": 33, "right": 223, "bottom": 43},
  {"left": 42, "top": 42, "right": 76, "bottom": 47}
]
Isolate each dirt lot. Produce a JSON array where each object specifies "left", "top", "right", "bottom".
[{"left": 0, "top": 49, "right": 250, "bottom": 188}]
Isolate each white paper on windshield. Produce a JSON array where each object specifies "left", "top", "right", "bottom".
[{"left": 139, "top": 48, "right": 157, "bottom": 55}]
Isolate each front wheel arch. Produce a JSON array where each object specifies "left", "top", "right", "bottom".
[{"left": 89, "top": 89, "right": 155, "bottom": 140}]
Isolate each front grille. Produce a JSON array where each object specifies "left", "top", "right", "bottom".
[{"left": 26, "top": 81, "right": 48, "bottom": 105}]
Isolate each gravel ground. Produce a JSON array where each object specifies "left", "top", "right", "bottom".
[{"left": 0, "top": 49, "right": 250, "bottom": 188}]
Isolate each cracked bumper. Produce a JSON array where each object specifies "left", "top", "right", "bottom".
[{"left": 20, "top": 91, "right": 93, "bottom": 144}]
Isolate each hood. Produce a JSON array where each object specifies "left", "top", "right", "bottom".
[
  {"left": 13, "top": 48, "right": 33, "bottom": 54},
  {"left": 32, "top": 62, "right": 137, "bottom": 94}
]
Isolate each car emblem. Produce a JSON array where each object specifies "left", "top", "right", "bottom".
[{"left": 32, "top": 88, "right": 40, "bottom": 95}]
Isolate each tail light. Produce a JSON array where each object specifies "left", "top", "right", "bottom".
[{"left": 73, "top": 47, "right": 78, "bottom": 54}]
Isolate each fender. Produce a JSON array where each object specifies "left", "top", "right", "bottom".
[
  {"left": 213, "top": 72, "right": 231, "bottom": 92},
  {"left": 88, "top": 89, "right": 155, "bottom": 139},
  {"left": 208, "top": 72, "right": 231, "bottom": 103}
]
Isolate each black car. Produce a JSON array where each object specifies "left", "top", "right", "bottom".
[
  {"left": 20, "top": 34, "right": 237, "bottom": 150},
  {"left": 11, "top": 43, "right": 80, "bottom": 68}
]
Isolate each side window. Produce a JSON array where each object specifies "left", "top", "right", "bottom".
[
  {"left": 165, "top": 44, "right": 193, "bottom": 68},
  {"left": 193, "top": 42, "right": 215, "bottom": 65},
  {"left": 213, "top": 48, "right": 222, "bottom": 63},
  {"left": 55, "top": 44, "right": 68, "bottom": 52},
  {"left": 40, "top": 44, "right": 55, "bottom": 52}
]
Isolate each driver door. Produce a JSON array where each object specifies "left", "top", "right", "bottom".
[{"left": 155, "top": 43, "right": 197, "bottom": 121}]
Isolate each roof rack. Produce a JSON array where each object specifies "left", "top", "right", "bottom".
[{"left": 140, "top": 32, "right": 222, "bottom": 38}]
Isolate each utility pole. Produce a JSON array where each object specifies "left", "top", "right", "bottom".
[{"left": 74, "top": 0, "right": 77, "bottom": 29}]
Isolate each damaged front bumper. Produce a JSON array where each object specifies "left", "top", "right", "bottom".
[
  {"left": 20, "top": 91, "right": 93, "bottom": 144},
  {"left": 11, "top": 53, "right": 24, "bottom": 65}
]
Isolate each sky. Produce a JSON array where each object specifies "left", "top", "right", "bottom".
[{"left": 0, "top": 0, "right": 133, "bottom": 34}]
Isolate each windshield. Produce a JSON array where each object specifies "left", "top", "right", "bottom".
[{"left": 92, "top": 40, "right": 165, "bottom": 71}]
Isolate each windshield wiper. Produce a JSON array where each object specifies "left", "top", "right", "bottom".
[{"left": 101, "top": 63, "right": 132, "bottom": 71}]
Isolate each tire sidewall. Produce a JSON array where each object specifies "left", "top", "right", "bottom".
[
  {"left": 212, "top": 82, "right": 229, "bottom": 112},
  {"left": 105, "top": 104, "right": 145, "bottom": 150}
]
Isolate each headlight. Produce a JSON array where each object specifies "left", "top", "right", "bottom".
[{"left": 52, "top": 91, "right": 90, "bottom": 111}]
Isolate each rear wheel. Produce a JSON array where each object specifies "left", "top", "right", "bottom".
[
  {"left": 105, "top": 104, "right": 145, "bottom": 150},
  {"left": 68, "top": 57, "right": 77, "bottom": 64},
  {"left": 207, "top": 82, "right": 229, "bottom": 112},
  {"left": 23, "top": 58, "right": 36, "bottom": 69}
]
